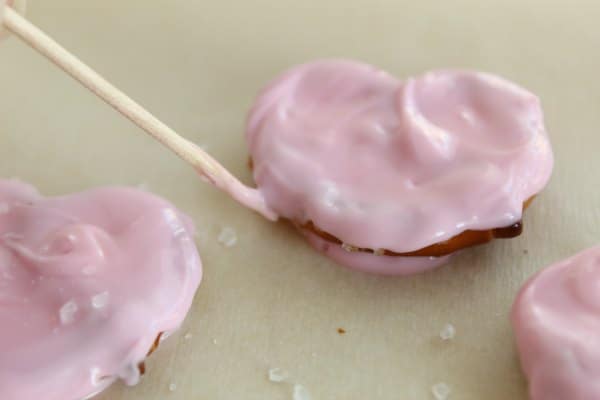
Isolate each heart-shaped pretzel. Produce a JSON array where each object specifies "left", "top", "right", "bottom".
[
  {"left": 512, "top": 245, "right": 600, "bottom": 400},
  {"left": 0, "top": 180, "right": 201, "bottom": 400},
  {"left": 247, "top": 60, "right": 553, "bottom": 274}
]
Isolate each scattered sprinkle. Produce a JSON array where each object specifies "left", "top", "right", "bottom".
[
  {"left": 431, "top": 382, "right": 451, "bottom": 400},
  {"left": 168, "top": 382, "right": 177, "bottom": 392},
  {"left": 217, "top": 227, "right": 237, "bottom": 247},
  {"left": 293, "top": 384, "right": 311, "bottom": 400},
  {"left": 268, "top": 367, "right": 289, "bottom": 383},
  {"left": 59, "top": 300, "right": 78, "bottom": 325},
  {"left": 184, "top": 332, "right": 193, "bottom": 341},
  {"left": 439, "top": 324, "right": 456, "bottom": 341},
  {"left": 337, "top": 328, "right": 346, "bottom": 335},
  {"left": 91, "top": 291, "right": 110, "bottom": 309}
]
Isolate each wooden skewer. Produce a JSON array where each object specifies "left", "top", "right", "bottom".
[{"left": 2, "top": 7, "right": 277, "bottom": 220}]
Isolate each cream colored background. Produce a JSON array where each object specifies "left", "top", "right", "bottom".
[{"left": 1, "top": 1, "right": 599, "bottom": 399}]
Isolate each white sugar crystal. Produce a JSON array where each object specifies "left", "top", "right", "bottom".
[
  {"left": 439, "top": 324, "right": 456, "bottom": 340},
  {"left": 59, "top": 300, "right": 78, "bottom": 324},
  {"left": 268, "top": 367, "right": 289, "bottom": 383},
  {"left": 168, "top": 382, "right": 177, "bottom": 392},
  {"left": 0, "top": 203, "right": 9, "bottom": 214},
  {"left": 431, "top": 382, "right": 451, "bottom": 399},
  {"left": 2, "top": 232, "right": 23, "bottom": 242},
  {"left": 341, "top": 243, "right": 357, "bottom": 252},
  {"left": 184, "top": 332, "right": 193, "bottom": 340},
  {"left": 322, "top": 183, "right": 341, "bottom": 209},
  {"left": 91, "top": 292, "right": 110, "bottom": 309},
  {"left": 121, "top": 363, "right": 141, "bottom": 386},
  {"left": 82, "top": 265, "right": 96, "bottom": 276},
  {"left": 293, "top": 384, "right": 311, "bottom": 400},
  {"left": 172, "top": 226, "right": 187, "bottom": 238},
  {"left": 460, "top": 109, "right": 475, "bottom": 124},
  {"left": 217, "top": 227, "right": 237, "bottom": 247},
  {"left": 90, "top": 367, "right": 102, "bottom": 386}
]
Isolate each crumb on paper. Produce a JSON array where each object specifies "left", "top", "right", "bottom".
[
  {"left": 337, "top": 328, "right": 346, "bottom": 335},
  {"left": 212, "top": 338, "right": 218, "bottom": 345},
  {"left": 168, "top": 382, "right": 177, "bottom": 392},
  {"left": 217, "top": 227, "right": 237, "bottom": 247},
  {"left": 268, "top": 367, "right": 289, "bottom": 383},
  {"left": 523, "top": 249, "right": 529, "bottom": 254},
  {"left": 431, "top": 382, "right": 451, "bottom": 399},
  {"left": 293, "top": 384, "right": 311, "bottom": 400},
  {"left": 439, "top": 324, "right": 456, "bottom": 341},
  {"left": 184, "top": 332, "right": 193, "bottom": 340}
]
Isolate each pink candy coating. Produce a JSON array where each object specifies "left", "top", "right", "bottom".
[
  {"left": 0, "top": 180, "right": 201, "bottom": 400},
  {"left": 302, "top": 229, "right": 450, "bottom": 276},
  {"left": 512, "top": 246, "right": 600, "bottom": 400},
  {"left": 246, "top": 60, "right": 553, "bottom": 274}
]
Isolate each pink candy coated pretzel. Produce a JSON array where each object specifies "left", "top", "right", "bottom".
[
  {"left": 247, "top": 60, "right": 553, "bottom": 274},
  {"left": 0, "top": 180, "right": 202, "bottom": 400},
  {"left": 512, "top": 246, "right": 600, "bottom": 400}
]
